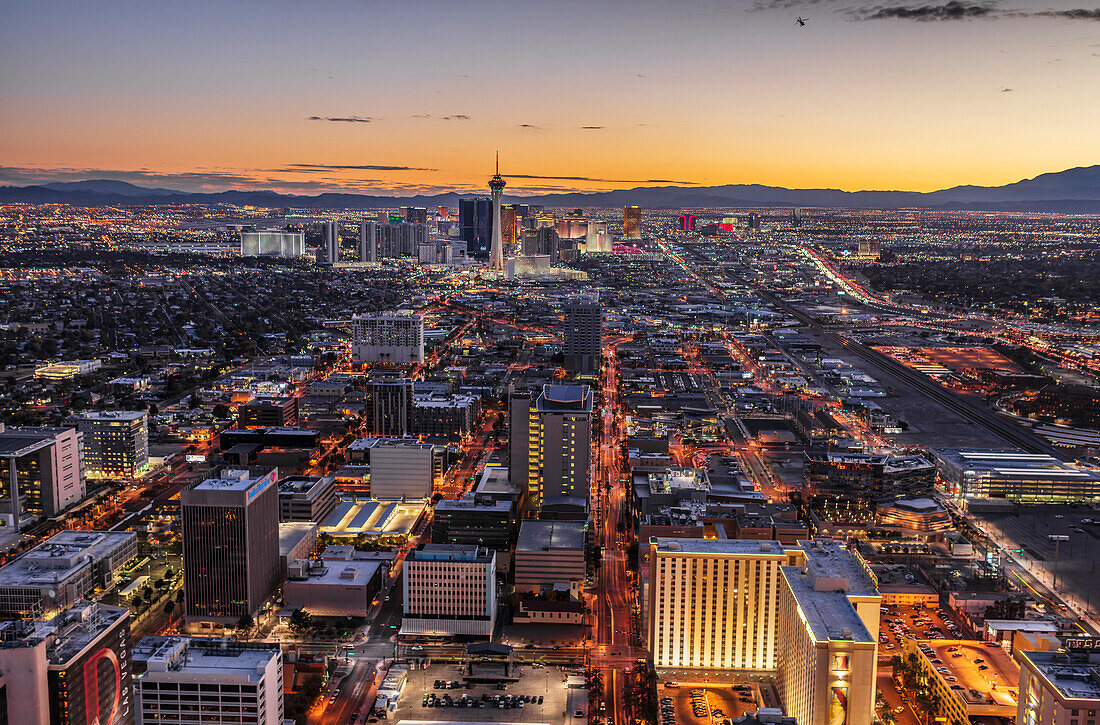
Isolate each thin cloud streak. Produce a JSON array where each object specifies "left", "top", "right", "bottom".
[
  {"left": 282, "top": 164, "right": 437, "bottom": 172},
  {"left": 504, "top": 173, "right": 697, "bottom": 184},
  {"left": 307, "top": 115, "right": 374, "bottom": 123}
]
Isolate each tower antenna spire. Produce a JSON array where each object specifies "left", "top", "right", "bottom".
[{"left": 495, "top": 150, "right": 499, "bottom": 175}]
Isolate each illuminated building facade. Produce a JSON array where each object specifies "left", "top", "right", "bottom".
[
  {"left": 0, "top": 601, "right": 133, "bottom": 725},
  {"left": 350, "top": 312, "right": 424, "bottom": 364},
  {"left": 510, "top": 385, "right": 593, "bottom": 514},
  {"left": 1018, "top": 650, "right": 1100, "bottom": 725},
  {"left": 931, "top": 448, "right": 1100, "bottom": 503},
  {"left": 459, "top": 197, "right": 492, "bottom": 257},
  {"left": 647, "top": 539, "right": 806, "bottom": 671},
  {"left": 69, "top": 411, "right": 148, "bottom": 479},
  {"left": 402, "top": 544, "right": 497, "bottom": 637},
  {"left": 677, "top": 213, "right": 697, "bottom": 232},
  {"left": 777, "top": 539, "right": 881, "bottom": 725},
  {"left": 0, "top": 426, "right": 85, "bottom": 529},
  {"left": 239, "top": 230, "right": 305, "bottom": 257},
  {"left": 132, "top": 637, "right": 282, "bottom": 725},
  {"left": 181, "top": 469, "right": 279, "bottom": 622},
  {"left": 489, "top": 159, "right": 506, "bottom": 271},
  {"left": 623, "top": 206, "right": 642, "bottom": 240},
  {"left": 319, "top": 220, "right": 338, "bottom": 265}
]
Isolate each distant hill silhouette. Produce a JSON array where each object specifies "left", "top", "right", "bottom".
[{"left": 4, "top": 165, "right": 1100, "bottom": 212}]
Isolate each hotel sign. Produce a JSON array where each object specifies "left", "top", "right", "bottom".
[{"left": 1064, "top": 637, "right": 1100, "bottom": 651}]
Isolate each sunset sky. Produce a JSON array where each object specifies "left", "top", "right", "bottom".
[{"left": 2, "top": 0, "right": 1099, "bottom": 196}]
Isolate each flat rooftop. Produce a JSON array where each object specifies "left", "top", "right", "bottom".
[
  {"left": 287, "top": 559, "right": 382, "bottom": 587},
  {"left": 74, "top": 410, "right": 147, "bottom": 422},
  {"left": 0, "top": 530, "right": 135, "bottom": 588},
  {"left": 133, "top": 636, "right": 279, "bottom": 679},
  {"left": 914, "top": 639, "right": 1020, "bottom": 709},
  {"left": 799, "top": 538, "right": 879, "bottom": 596},
  {"left": 1020, "top": 650, "right": 1100, "bottom": 702},
  {"left": 318, "top": 498, "right": 427, "bottom": 537},
  {"left": 0, "top": 602, "right": 128, "bottom": 665},
  {"left": 933, "top": 449, "right": 1100, "bottom": 480},
  {"left": 411, "top": 544, "right": 492, "bottom": 563},
  {"left": 780, "top": 565, "right": 875, "bottom": 644},
  {"left": 516, "top": 520, "right": 587, "bottom": 552},
  {"left": 652, "top": 538, "right": 793, "bottom": 557},
  {"left": 193, "top": 469, "right": 273, "bottom": 492},
  {"left": 278, "top": 522, "right": 318, "bottom": 554}
]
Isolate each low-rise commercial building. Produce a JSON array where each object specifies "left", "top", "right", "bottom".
[
  {"left": 132, "top": 637, "right": 283, "bottom": 725},
  {"left": 432, "top": 493, "right": 515, "bottom": 552},
  {"left": 804, "top": 452, "right": 935, "bottom": 503},
  {"left": 0, "top": 530, "right": 137, "bottom": 618},
  {"left": 902, "top": 638, "right": 1019, "bottom": 725},
  {"left": 238, "top": 396, "right": 299, "bottom": 429},
  {"left": 932, "top": 449, "right": 1100, "bottom": 503},
  {"left": 283, "top": 558, "right": 384, "bottom": 617}
]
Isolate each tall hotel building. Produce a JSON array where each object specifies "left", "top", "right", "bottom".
[
  {"left": 623, "top": 205, "right": 642, "bottom": 240},
  {"left": 132, "top": 637, "right": 282, "bottom": 725},
  {"left": 181, "top": 470, "right": 279, "bottom": 623},
  {"left": 563, "top": 294, "right": 601, "bottom": 376},
  {"left": 402, "top": 544, "right": 496, "bottom": 637},
  {"left": 70, "top": 411, "right": 148, "bottom": 479},
  {"left": 0, "top": 426, "right": 85, "bottom": 528},
  {"left": 777, "top": 539, "right": 881, "bottom": 725},
  {"left": 647, "top": 539, "right": 806, "bottom": 671},
  {"left": 350, "top": 311, "right": 425, "bottom": 364},
  {"left": 509, "top": 384, "right": 593, "bottom": 514}
]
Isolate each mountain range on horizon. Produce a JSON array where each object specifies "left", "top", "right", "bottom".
[{"left": 4, "top": 164, "right": 1100, "bottom": 212}]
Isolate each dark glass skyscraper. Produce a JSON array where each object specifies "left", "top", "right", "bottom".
[{"left": 459, "top": 197, "right": 493, "bottom": 257}]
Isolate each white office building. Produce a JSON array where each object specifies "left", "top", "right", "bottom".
[
  {"left": 350, "top": 312, "right": 425, "bottom": 364},
  {"left": 355, "top": 438, "right": 435, "bottom": 499},
  {"left": 402, "top": 544, "right": 496, "bottom": 637},
  {"left": 239, "top": 230, "right": 305, "bottom": 258},
  {"left": 0, "top": 426, "right": 85, "bottom": 528},
  {"left": 132, "top": 637, "right": 283, "bottom": 725},
  {"left": 777, "top": 539, "right": 881, "bottom": 725}
]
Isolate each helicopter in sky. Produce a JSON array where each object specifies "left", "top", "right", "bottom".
[{"left": 796, "top": 16, "right": 808, "bottom": 26}]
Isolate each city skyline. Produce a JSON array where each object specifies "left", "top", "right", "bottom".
[{"left": 3, "top": 0, "right": 1100, "bottom": 195}]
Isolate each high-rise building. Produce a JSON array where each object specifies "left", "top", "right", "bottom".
[
  {"left": 132, "top": 637, "right": 282, "bottom": 725},
  {"left": 521, "top": 227, "right": 559, "bottom": 258},
  {"left": 319, "top": 221, "right": 339, "bottom": 265},
  {"left": 0, "top": 426, "right": 84, "bottom": 529},
  {"left": 555, "top": 213, "right": 588, "bottom": 240},
  {"left": 402, "top": 544, "right": 497, "bottom": 637},
  {"left": 364, "top": 375, "right": 415, "bottom": 437},
  {"left": 857, "top": 238, "right": 881, "bottom": 257},
  {"left": 400, "top": 206, "right": 428, "bottom": 224},
  {"left": 792, "top": 208, "right": 804, "bottom": 227},
  {"left": 623, "top": 206, "right": 642, "bottom": 240},
  {"left": 69, "top": 412, "right": 148, "bottom": 479},
  {"left": 585, "top": 219, "right": 611, "bottom": 253},
  {"left": 181, "top": 469, "right": 279, "bottom": 623},
  {"left": 647, "top": 539, "right": 806, "bottom": 671},
  {"left": 777, "top": 539, "right": 881, "bottom": 725},
  {"left": 0, "top": 601, "right": 133, "bottom": 725},
  {"left": 488, "top": 155, "right": 506, "bottom": 271},
  {"left": 563, "top": 294, "right": 601, "bottom": 375},
  {"left": 239, "top": 230, "right": 305, "bottom": 257},
  {"left": 350, "top": 311, "right": 424, "bottom": 364},
  {"left": 277, "top": 475, "right": 337, "bottom": 523},
  {"left": 677, "top": 213, "right": 697, "bottom": 232},
  {"left": 358, "top": 221, "right": 377, "bottom": 262},
  {"left": 747, "top": 213, "right": 762, "bottom": 231},
  {"left": 501, "top": 204, "right": 519, "bottom": 251},
  {"left": 459, "top": 197, "right": 492, "bottom": 257},
  {"left": 511, "top": 384, "right": 593, "bottom": 513}
]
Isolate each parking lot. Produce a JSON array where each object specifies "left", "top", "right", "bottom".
[
  {"left": 879, "top": 603, "right": 968, "bottom": 654},
  {"left": 391, "top": 662, "right": 580, "bottom": 724},
  {"left": 658, "top": 682, "right": 773, "bottom": 725}
]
